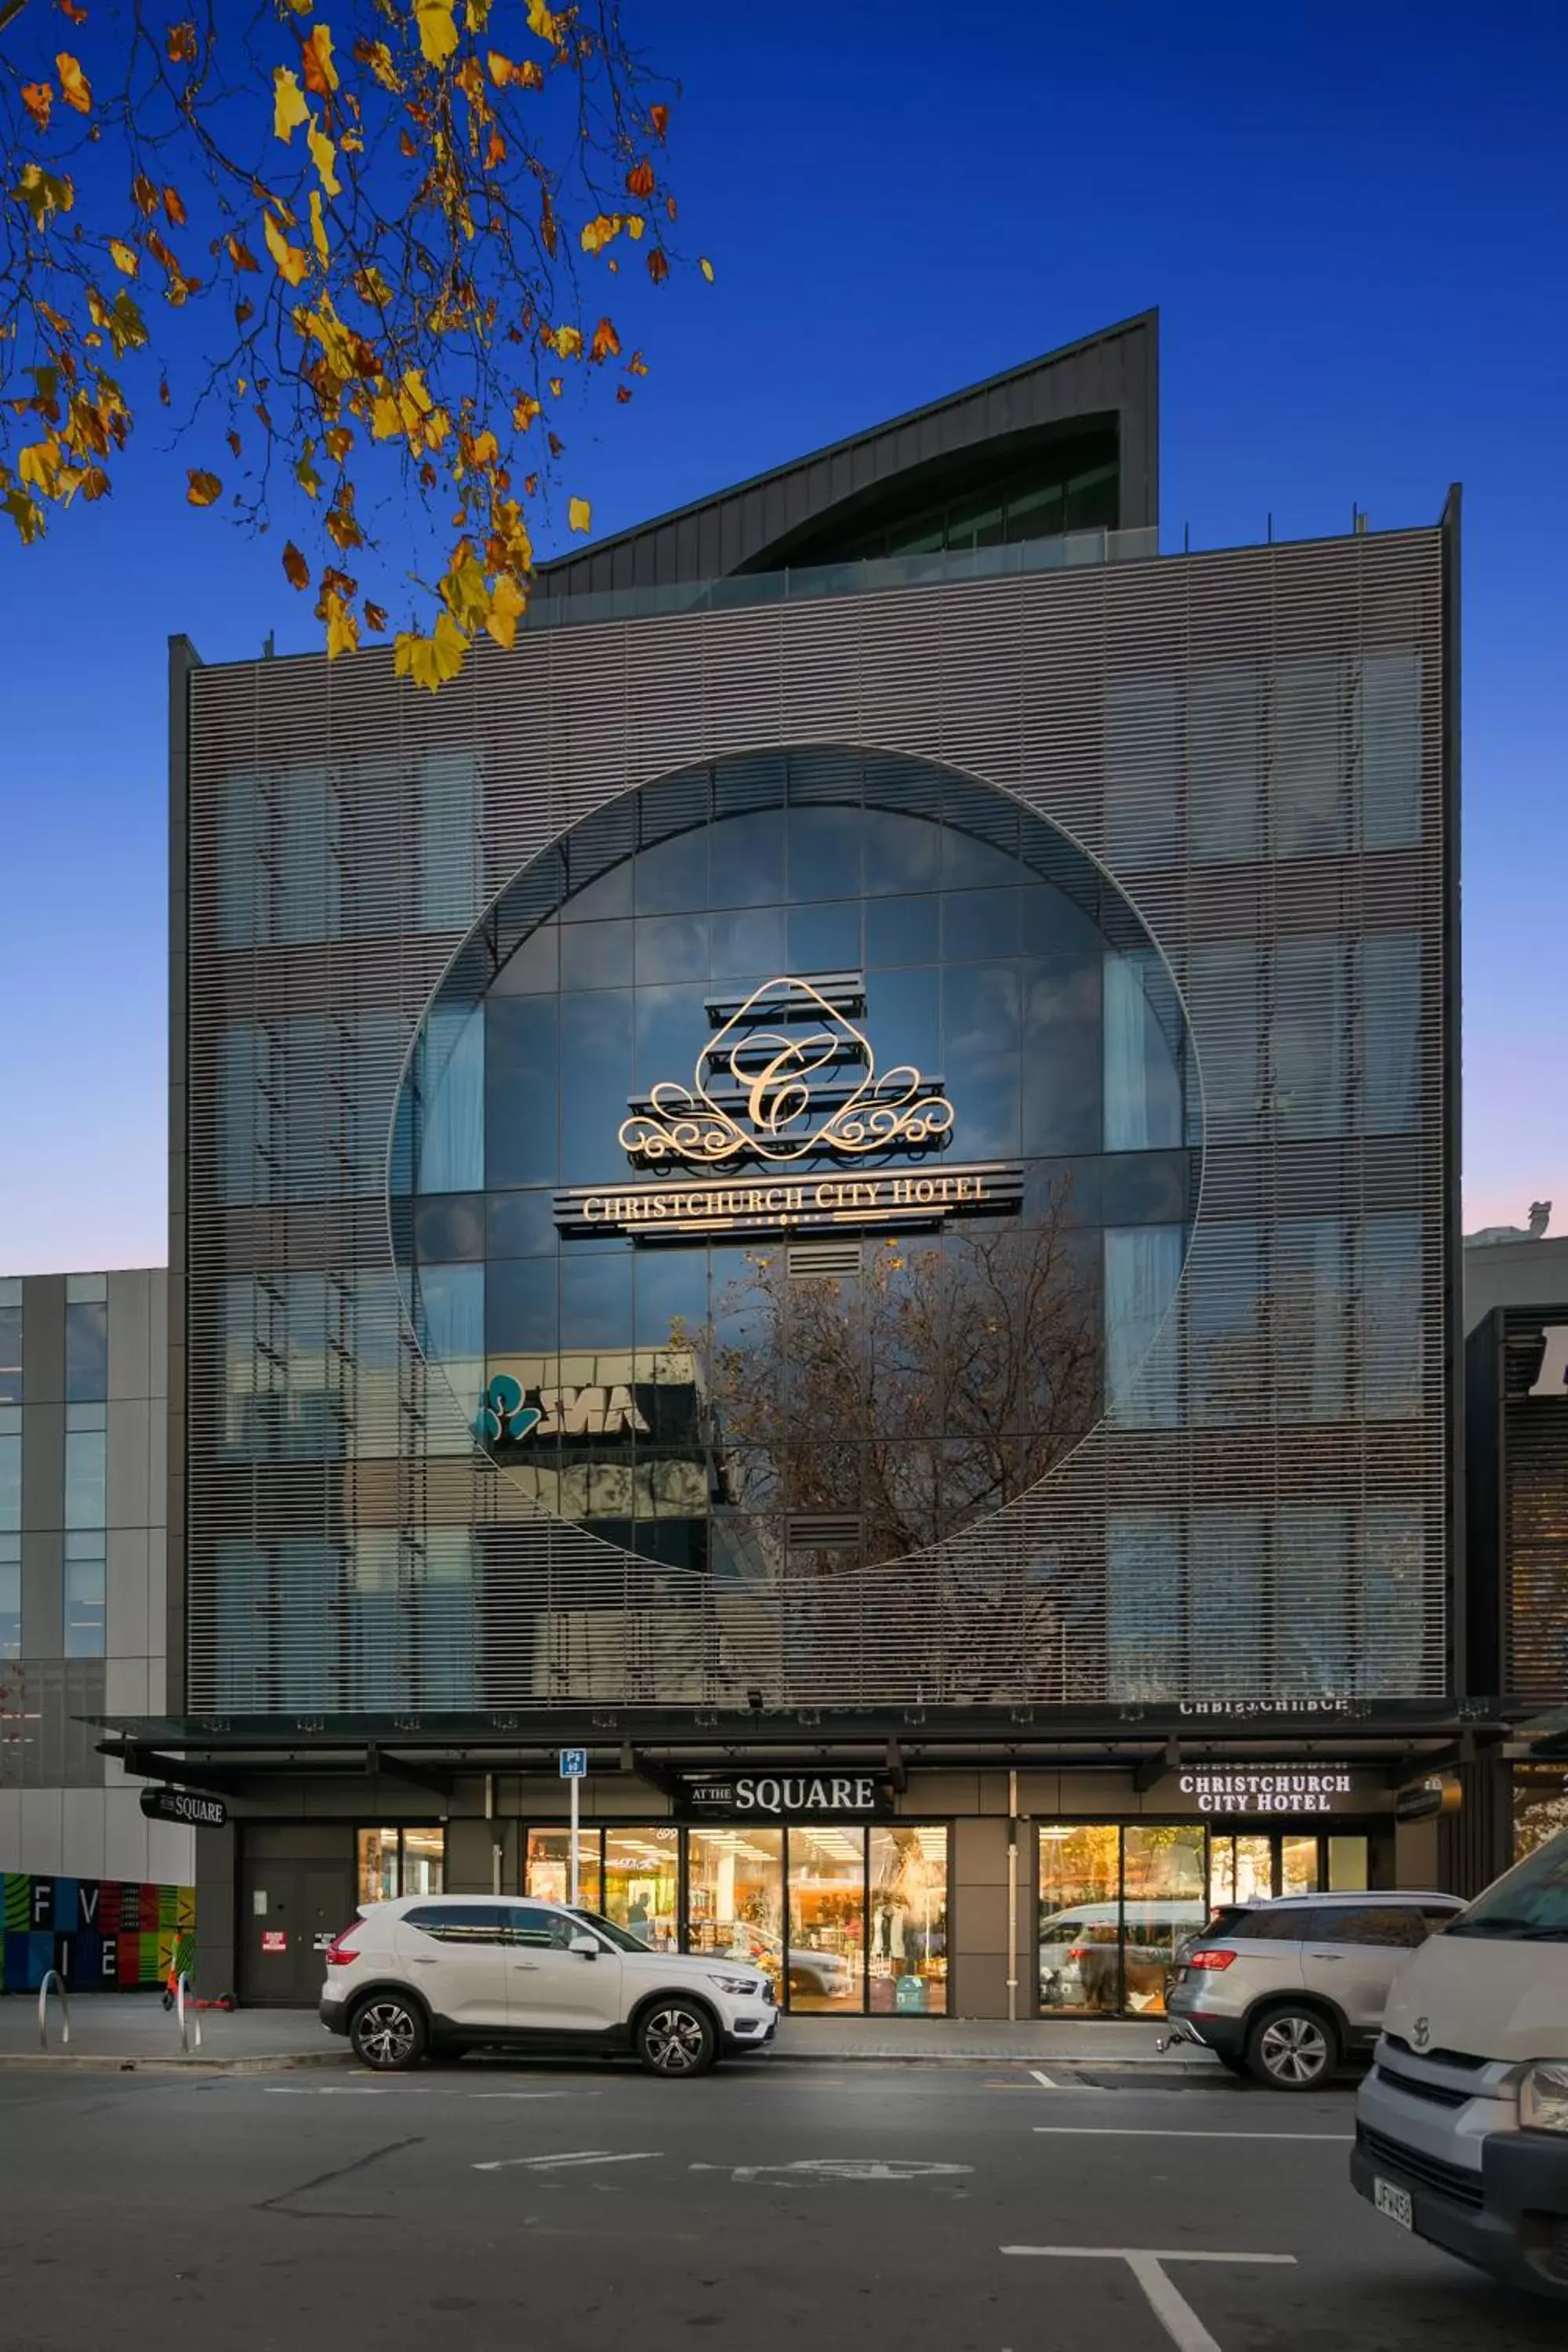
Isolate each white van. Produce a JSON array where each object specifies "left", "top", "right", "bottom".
[{"left": 1352, "top": 1828, "right": 1568, "bottom": 2300}]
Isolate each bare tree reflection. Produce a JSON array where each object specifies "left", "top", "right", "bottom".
[{"left": 702, "top": 1195, "right": 1101, "bottom": 1566}]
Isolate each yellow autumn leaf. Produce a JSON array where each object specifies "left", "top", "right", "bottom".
[
  {"left": 324, "top": 593, "right": 359, "bottom": 661},
  {"left": 468, "top": 429, "right": 499, "bottom": 466},
  {"left": 309, "top": 191, "right": 330, "bottom": 266},
  {"left": 700, "top": 256, "right": 716, "bottom": 282},
  {"left": 579, "top": 213, "right": 624, "bottom": 255},
  {"left": 263, "top": 211, "right": 311, "bottom": 287},
  {"left": 414, "top": 0, "right": 459, "bottom": 67},
  {"left": 485, "top": 572, "right": 527, "bottom": 650},
  {"left": 56, "top": 53, "right": 92, "bottom": 113},
  {"left": 354, "top": 38, "right": 402, "bottom": 93},
  {"left": 273, "top": 66, "right": 310, "bottom": 142},
  {"left": 568, "top": 495, "right": 591, "bottom": 535},
  {"left": 542, "top": 323, "right": 582, "bottom": 358},
  {"left": 107, "top": 239, "right": 140, "bottom": 277},
  {"left": 307, "top": 122, "right": 342, "bottom": 197},
  {"left": 15, "top": 165, "right": 74, "bottom": 227},
  {"left": 296, "top": 448, "right": 322, "bottom": 498},
  {"left": 394, "top": 611, "right": 468, "bottom": 692},
  {"left": 526, "top": 0, "right": 560, "bottom": 41},
  {"left": 187, "top": 469, "right": 223, "bottom": 506},
  {"left": 18, "top": 441, "right": 64, "bottom": 497},
  {"left": 487, "top": 48, "right": 543, "bottom": 89}
]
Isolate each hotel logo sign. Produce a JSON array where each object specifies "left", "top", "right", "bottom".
[{"left": 619, "top": 976, "right": 953, "bottom": 1167}]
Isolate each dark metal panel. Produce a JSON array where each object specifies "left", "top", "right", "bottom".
[{"left": 539, "top": 312, "right": 1158, "bottom": 593}]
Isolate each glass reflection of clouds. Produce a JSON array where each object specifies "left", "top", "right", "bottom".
[{"left": 393, "top": 746, "right": 1200, "bottom": 1576}]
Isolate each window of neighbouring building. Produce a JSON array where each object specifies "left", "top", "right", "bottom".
[
  {"left": 64, "top": 1272, "right": 107, "bottom": 1404},
  {"left": 0, "top": 1278, "right": 21, "bottom": 1406}
]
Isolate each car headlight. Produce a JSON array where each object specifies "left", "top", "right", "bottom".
[
  {"left": 1519, "top": 2063, "right": 1568, "bottom": 2132},
  {"left": 706, "top": 1971, "right": 763, "bottom": 1998}
]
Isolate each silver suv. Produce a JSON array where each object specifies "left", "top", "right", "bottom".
[
  {"left": 319, "top": 1895, "right": 778, "bottom": 2076},
  {"left": 1163, "top": 1892, "right": 1465, "bottom": 2089}
]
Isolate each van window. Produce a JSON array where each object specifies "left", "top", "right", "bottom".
[{"left": 1446, "top": 1832, "right": 1568, "bottom": 1940}]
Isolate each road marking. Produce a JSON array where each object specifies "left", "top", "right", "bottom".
[
  {"left": 263, "top": 2086, "right": 574, "bottom": 2100},
  {"left": 1000, "top": 2249, "right": 1296, "bottom": 2352},
  {"left": 1033, "top": 2127, "right": 1352, "bottom": 2141},
  {"left": 1028, "top": 2068, "right": 1059, "bottom": 2090},
  {"left": 474, "top": 2150, "right": 660, "bottom": 2173},
  {"left": 691, "top": 2158, "right": 972, "bottom": 2183}
]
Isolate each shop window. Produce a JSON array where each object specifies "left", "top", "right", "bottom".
[
  {"left": 787, "top": 1824, "right": 866, "bottom": 2013},
  {"left": 869, "top": 1826, "right": 948, "bottom": 2014},
  {"left": 357, "top": 1826, "right": 445, "bottom": 1904},
  {"left": 1280, "top": 1835, "right": 1320, "bottom": 1896},
  {"left": 603, "top": 1828, "right": 680, "bottom": 1950},
  {"left": 1327, "top": 1836, "right": 1370, "bottom": 1892},
  {"left": 686, "top": 1827, "right": 785, "bottom": 2002},
  {"left": 1041, "top": 1824, "right": 1205, "bottom": 2017},
  {"left": 525, "top": 1826, "right": 601, "bottom": 1912},
  {"left": 1208, "top": 1834, "right": 1273, "bottom": 1908}
]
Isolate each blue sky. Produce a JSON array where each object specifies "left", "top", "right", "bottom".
[{"left": 1, "top": 0, "right": 1563, "bottom": 1270}]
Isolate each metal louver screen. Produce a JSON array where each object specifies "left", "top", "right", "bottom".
[
  {"left": 788, "top": 1243, "right": 862, "bottom": 1279},
  {"left": 787, "top": 1515, "right": 865, "bottom": 1552},
  {"left": 179, "top": 528, "right": 1452, "bottom": 1715}
]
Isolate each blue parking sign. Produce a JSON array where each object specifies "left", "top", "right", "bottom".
[{"left": 559, "top": 1748, "right": 588, "bottom": 1780}]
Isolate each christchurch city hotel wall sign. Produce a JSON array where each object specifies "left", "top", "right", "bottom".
[{"left": 554, "top": 972, "right": 1022, "bottom": 1241}]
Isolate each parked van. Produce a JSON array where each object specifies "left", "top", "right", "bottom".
[{"left": 1352, "top": 1828, "right": 1568, "bottom": 2301}]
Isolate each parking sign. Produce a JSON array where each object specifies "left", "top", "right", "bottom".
[{"left": 559, "top": 1748, "right": 588, "bottom": 1779}]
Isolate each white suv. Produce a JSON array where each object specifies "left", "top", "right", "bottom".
[{"left": 319, "top": 1894, "right": 778, "bottom": 2077}]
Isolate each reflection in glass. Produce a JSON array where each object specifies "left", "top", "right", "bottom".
[
  {"left": 1122, "top": 1825, "right": 1207, "bottom": 2016},
  {"left": 603, "top": 1827, "right": 680, "bottom": 1949},
  {"left": 1038, "top": 1824, "right": 1121, "bottom": 2014},
  {"left": 1281, "top": 1835, "right": 1320, "bottom": 1896},
  {"left": 786, "top": 1824, "right": 866, "bottom": 2012},
  {"left": 687, "top": 1827, "right": 785, "bottom": 1998},
  {"left": 1209, "top": 1834, "right": 1274, "bottom": 1908},
  {"left": 525, "top": 1828, "right": 602, "bottom": 1911},
  {"left": 1327, "top": 1836, "right": 1369, "bottom": 1892},
  {"left": 869, "top": 1827, "right": 948, "bottom": 2013}
]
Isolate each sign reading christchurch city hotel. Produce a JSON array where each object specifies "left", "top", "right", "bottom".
[{"left": 554, "top": 975, "right": 1022, "bottom": 1240}]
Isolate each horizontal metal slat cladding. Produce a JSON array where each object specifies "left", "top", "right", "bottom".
[{"left": 181, "top": 528, "right": 1452, "bottom": 1714}]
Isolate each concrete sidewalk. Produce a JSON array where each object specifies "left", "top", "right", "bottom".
[{"left": 0, "top": 1991, "right": 1219, "bottom": 2074}]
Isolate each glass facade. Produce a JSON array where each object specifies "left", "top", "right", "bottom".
[
  {"left": 522, "top": 1820, "right": 949, "bottom": 2013},
  {"left": 396, "top": 748, "right": 1196, "bottom": 1586},
  {"left": 1041, "top": 1822, "right": 1375, "bottom": 2015},
  {"left": 0, "top": 1278, "right": 20, "bottom": 1406}
]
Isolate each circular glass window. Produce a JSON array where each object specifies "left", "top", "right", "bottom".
[{"left": 392, "top": 746, "right": 1199, "bottom": 1576}]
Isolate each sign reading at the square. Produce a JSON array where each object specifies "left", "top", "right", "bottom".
[{"left": 677, "top": 1770, "right": 894, "bottom": 1821}]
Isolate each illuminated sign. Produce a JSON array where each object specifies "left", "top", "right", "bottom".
[
  {"left": 619, "top": 975, "right": 954, "bottom": 1167},
  {"left": 678, "top": 1772, "right": 895, "bottom": 1820},
  {"left": 1178, "top": 1769, "right": 1366, "bottom": 1815},
  {"left": 556, "top": 1163, "right": 1022, "bottom": 1240}
]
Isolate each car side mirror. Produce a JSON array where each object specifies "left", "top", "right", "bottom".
[{"left": 568, "top": 1930, "right": 600, "bottom": 1959}]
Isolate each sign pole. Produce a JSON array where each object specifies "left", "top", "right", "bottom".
[{"left": 569, "top": 1769, "right": 580, "bottom": 1907}]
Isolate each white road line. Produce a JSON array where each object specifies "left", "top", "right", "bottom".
[
  {"left": 474, "top": 2150, "right": 660, "bottom": 2173},
  {"left": 1033, "top": 2127, "right": 1352, "bottom": 2142},
  {"left": 999, "top": 2248, "right": 1296, "bottom": 2352},
  {"left": 1028, "top": 2067, "right": 1059, "bottom": 2090}
]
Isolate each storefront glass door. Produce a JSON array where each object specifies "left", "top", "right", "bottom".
[
  {"left": 786, "top": 1824, "right": 866, "bottom": 2011},
  {"left": 1122, "top": 1825, "right": 1207, "bottom": 2015},
  {"left": 1038, "top": 1824, "right": 1121, "bottom": 2014}
]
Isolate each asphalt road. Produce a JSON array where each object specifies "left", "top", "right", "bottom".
[{"left": 0, "top": 2057, "right": 1559, "bottom": 2351}]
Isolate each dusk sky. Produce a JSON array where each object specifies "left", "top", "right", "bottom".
[{"left": 1, "top": 0, "right": 1563, "bottom": 1273}]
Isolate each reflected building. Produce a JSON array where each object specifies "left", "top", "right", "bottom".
[{"left": 139, "top": 312, "right": 1475, "bottom": 2015}]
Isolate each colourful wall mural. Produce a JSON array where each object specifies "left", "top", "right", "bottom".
[{"left": 1, "top": 1874, "right": 196, "bottom": 1993}]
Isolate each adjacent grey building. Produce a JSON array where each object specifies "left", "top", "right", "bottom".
[{"left": 0, "top": 1267, "right": 192, "bottom": 1889}]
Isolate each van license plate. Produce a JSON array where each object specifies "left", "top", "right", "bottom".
[{"left": 1374, "top": 2178, "right": 1414, "bottom": 2231}]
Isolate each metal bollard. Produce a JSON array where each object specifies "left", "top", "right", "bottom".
[
  {"left": 37, "top": 1969, "right": 71, "bottom": 2052},
  {"left": 176, "top": 1969, "right": 201, "bottom": 2054}
]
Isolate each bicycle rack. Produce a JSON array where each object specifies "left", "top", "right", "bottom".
[
  {"left": 176, "top": 1970, "right": 201, "bottom": 2055},
  {"left": 37, "top": 1969, "right": 71, "bottom": 2052}
]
